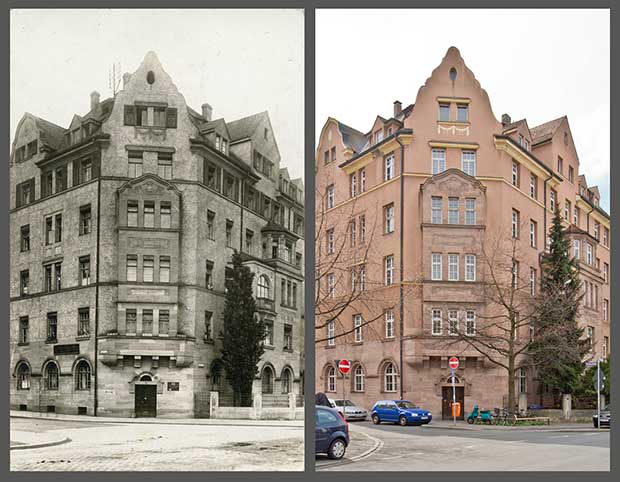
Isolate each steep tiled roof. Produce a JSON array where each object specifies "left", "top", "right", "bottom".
[
  {"left": 34, "top": 116, "right": 66, "bottom": 151},
  {"left": 530, "top": 116, "right": 565, "bottom": 144},
  {"left": 227, "top": 112, "right": 267, "bottom": 141},
  {"left": 502, "top": 118, "right": 528, "bottom": 134},
  {"left": 337, "top": 121, "right": 367, "bottom": 153}
]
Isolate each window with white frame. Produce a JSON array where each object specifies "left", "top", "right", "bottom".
[
  {"left": 354, "top": 365, "right": 365, "bottom": 392},
  {"left": 518, "top": 367, "right": 527, "bottom": 394},
  {"left": 326, "top": 184, "right": 335, "bottom": 209},
  {"left": 511, "top": 162, "right": 519, "bottom": 187},
  {"left": 448, "top": 254, "right": 459, "bottom": 281},
  {"left": 385, "top": 255, "right": 394, "bottom": 285},
  {"left": 354, "top": 314, "right": 363, "bottom": 342},
  {"left": 512, "top": 260, "right": 519, "bottom": 289},
  {"left": 351, "top": 268, "right": 357, "bottom": 292},
  {"left": 573, "top": 239, "right": 581, "bottom": 260},
  {"left": 448, "top": 310, "right": 458, "bottom": 335},
  {"left": 603, "top": 263, "right": 608, "bottom": 284},
  {"left": 529, "top": 174, "right": 537, "bottom": 198},
  {"left": 431, "top": 253, "right": 442, "bottom": 280},
  {"left": 465, "top": 198, "right": 476, "bottom": 225},
  {"left": 574, "top": 206, "right": 579, "bottom": 226},
  {"left": 461, "top": 150, "right": 476, "bottom": 176},
  {"left": 327, "top": 366, "right": 336, "bottom": 391},
  {"left": 384, "top": 363, "right": 397, "bottom": 392},
  {"left": 327, "top": 321, "right": 335, "bottom": 347},
  {"left": 327, "top": 273, "right": 336, "bottom": 298},
  {"left": 530, "top": 268, "right": 536, "bottom": 296},
  {"left": 350, "top": 220, "right": 356, "bottom": 246},
  {"left": 586, "top": 243, "right": 593, "bottom": 265},
  {"left": 385, "top": 155, "right": 395, "bottom": 181},
  {"left": 359, "top": 265, "right": 366, "bottom": 291},
  {"left": 359, "top": 169, "right": 366, "bottom": 192},
  {"left": 603, "top": 299, "right": 608, "bottom": 321},
  {"left": 448, "top": 197, "right": 459, "bottom": 224},
  {"left": 465, "top": 254, "right": 476, "bottom": 281},
  {"left": 385, "top": 310, "right": 395, "bottom": 338},
  {"left": 359, "top": 215, "right": 366, "bottom": 243},
  {"left": 465, "top": 311, "right": 476, "bottom": 335},
  {"left": 529, "top": 220, "right": 537, "bottom": 248},
  {"left": 432, "top": 309, "right": 442, "bottom": 335},
  {"left": 327, "top": 228, "right": 335, "bottom": 254},
  {"left": 586, "top": 326, "right": 594, "bottom": 350},
  {"left": 350, "top": 173, "right": 357, "bottom": 198},
  {"left": 550, "top": 190, "right": 556, "bottom": 212},
  {"left": 432, "top": 149, "right": 446, "bottom": 175},
  {"left": 512, "top": 209, "right": 519, "bottom": 238},
  {"left": 431, "top": 196, "right": 443, "bottom": 224}
]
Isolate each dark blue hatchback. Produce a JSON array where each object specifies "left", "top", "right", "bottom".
[
  {"left": 315, "top": 406, "right": 349, "bottom": 459},
  {"left": 371, "top": 400, "right": 432, "bottom": 426}
]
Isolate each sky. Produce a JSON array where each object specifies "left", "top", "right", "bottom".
[
  {"left": 316, "top": 9, "right": 610, "bottom": 212},
  {"left": 10, "top": 9, "right": 304, "bottom": 179}
]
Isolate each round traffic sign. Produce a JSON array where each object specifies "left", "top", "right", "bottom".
[
  {"left": 448, "top": 357, "right": 459, "bottom": 370},
  {"left": 338, "top": 359, "right": 351, "bottom": 374}
]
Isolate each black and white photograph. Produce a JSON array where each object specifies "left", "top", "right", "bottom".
[{"left": 9, "top": 8, "right": 305, "bottom": 471}]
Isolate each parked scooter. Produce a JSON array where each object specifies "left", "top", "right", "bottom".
[{"left": 467, "top": 405, "right": 493, "bottom": 424}]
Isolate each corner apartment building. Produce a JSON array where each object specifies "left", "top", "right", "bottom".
[
  {"left": 10, "top": 51, "right": 304, "bottom": 418},
  {"left": 315, "top": 47, "right": 610, "bottom": 419}
]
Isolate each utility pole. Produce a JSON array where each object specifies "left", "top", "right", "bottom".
[{"left": 108, "top": 61, "right": 121, "bottom": 96}]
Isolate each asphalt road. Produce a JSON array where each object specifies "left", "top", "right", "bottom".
[
  {"left": 318, "top": 421, "right": 610, "bottom": 471},
  {"left": 11, "top": 417, "right": 304, "bottom": 472}
]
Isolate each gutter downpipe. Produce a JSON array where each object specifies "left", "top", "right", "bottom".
[{"left": 396, "top": 135, "right": 405, "bottom": 400}]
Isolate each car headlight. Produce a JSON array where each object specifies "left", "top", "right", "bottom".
[{"left": 411, "top": 413, "right": 419, "bottom": 417}]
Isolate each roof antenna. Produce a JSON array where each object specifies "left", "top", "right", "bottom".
[{"left": 108, "top": 61, "right": 121, "bottom": 96}]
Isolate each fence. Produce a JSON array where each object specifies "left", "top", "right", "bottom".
[{"left": 209, "top": 391, "right": 303, "bottom": 420}]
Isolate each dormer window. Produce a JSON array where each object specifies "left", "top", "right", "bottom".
[{"left": 375, "top": 130, "right": 384, "bottom": 144}]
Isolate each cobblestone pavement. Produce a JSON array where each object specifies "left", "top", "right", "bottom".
[{"left": 10, "top": 418, "right": 303, "bottom": 471}]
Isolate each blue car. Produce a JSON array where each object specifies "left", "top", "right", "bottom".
[
  {"left": 371, "top": 400, "right": 432, "bottom": 426},
  {"left": 315, "top": 406, "right": 349, "bottom": 459}
]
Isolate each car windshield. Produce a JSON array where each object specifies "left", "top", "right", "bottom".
[
  {"left": 396, "top": 401, "right": 419, "bottom": 409},
  {"left": 335, "top": 400, "right": 356, "bottom": 407}
]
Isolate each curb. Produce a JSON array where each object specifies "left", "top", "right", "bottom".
[
  {"left": 420, "top": 424, "right": 602, "bottom": 433},
  {"left": 316, "top": 429, "right": 383, "bottom": 470},
  {"left": 11, "top": 437, "right": 71, "bottom": 451}
]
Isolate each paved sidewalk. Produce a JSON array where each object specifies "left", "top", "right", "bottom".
[
  {"left": 11, "top": 430, "right": 70, "bottom": 450},
  {"left": 422, "top": 419, "right": 601, "bottom": 432},
  {"left": 11, "top": 410, "right": 303, "bottom": 427}
]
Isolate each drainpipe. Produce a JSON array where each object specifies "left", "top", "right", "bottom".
[
  {"left": 94, "top": 164, "right": 102, "bottom": 416},
  {"left": 396, "top": 135, "right": 405, "bottom": 400},
  {"left": 543, "top": 174, "right": 553, "bottom": 248}
]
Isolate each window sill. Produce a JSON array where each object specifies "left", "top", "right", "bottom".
[
  {"left": 283, "top": 348, "right": 293, "bottom": 353},
  {"left": 263, "top": 345, "right": 275, "bottom": 351},
  {"left": 204, "top": 338, "right": 214, "bottom": 344},
  {"left": 325, "top": 345, "right": 335, "bottom": 349},
  {"left": 17, "top": 342, "right": 29, "bottom": 347},
  {"left": 76, "top": 335, "right": 90, "bottom": 341},
  {"left": 45, "top": 339, "right": 58, "bottom": 344}
]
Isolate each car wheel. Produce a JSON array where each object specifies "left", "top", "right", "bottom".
[
  {"left": 467, "top": 417, "right": 474, "bottom": 424},
  {"left": 399, "top": 415, "right": 408, "bottom": 426},
  {"left": 328, "top": 438, "right": 347, "bottom": 460},
  {"left": 372, "top": 414, "right": 381, "bottom": 425}
]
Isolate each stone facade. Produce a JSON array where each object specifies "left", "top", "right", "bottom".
[
  {"left": 315, "top": 47, "right": 610, "bottom": 418},
  {"left": 10, "top": 51, "right": 304, "bottom": 418}
]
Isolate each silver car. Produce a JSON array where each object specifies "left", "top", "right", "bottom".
[{"left": 329, "top": 399, "right": 368, "bottom": 421}]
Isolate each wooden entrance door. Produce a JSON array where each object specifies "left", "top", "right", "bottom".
[
  {"left": 135, "top": 385, "right": 157, "bottom": 417},
  {"left": 441, "top": 386, "right": 465, "bottom": 420}
]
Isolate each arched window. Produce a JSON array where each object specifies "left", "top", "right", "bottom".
[
  {"left": 384, "top": 362, "right": 397, "bottom": 393},
  {"left": 16, "top": 362, "right": 30, "bottom": 390},
  {"left": 261, "top": 365, "right": 274, "bottom": 394},
  {"left": 446, "top": 374, "right": 460, "bottom": 384},
  {"left": 281, "top": 368, "right": 292, "bottom": 394},
  {"left": 353, "top": 365, "right": 365, "bottom": 392},
  {"left": 44, "top": 361, "right": 59, "bottom": 390},
  {"left": 75, "top": 360, "right": 91, "bottom": 390},
  {"left": 211, "top": 361, "right": 223, "bottom": 390},
  {"left": 258, "top": 275, "right": 271, "bottom": 299},
  {"left": 327, "top": 366, "right": 336, "bottom": 392}
]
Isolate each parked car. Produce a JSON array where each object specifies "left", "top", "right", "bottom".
[
  {"left": 328, "top": 398, "right": 368, "bottom": 421},
  {"left": 370, "top": 400, "right": 432, "bottom": 426},
  {"left": 315, "top": 406, "right": 349, "bottom": 459},
  {"left": 315, "top": 392, "right": 332, "bottom": 408},
  {"left": 593, "top": 405, "right": 610, "bottom": 428}
]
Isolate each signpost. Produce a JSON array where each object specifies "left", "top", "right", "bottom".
[
  {"left": 337, "top": 359, "right": 351, "bottom": 412},
  {"left": 586, "top": 359, "right": 605, "bottom": 430},
  {"left": 448, "top": 357, "right": 459, "bottom": 426}
]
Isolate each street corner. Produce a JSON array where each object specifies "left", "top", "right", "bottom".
[
  {"left": 10, "top": 430, "right": 71, "bottom": 451},
  {"left": 316, "top": 425, "right": 383, "bottom": 469}
]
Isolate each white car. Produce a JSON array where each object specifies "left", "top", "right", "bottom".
[{"left": 329, "top": 399, "right": 368, "bottom": 421}]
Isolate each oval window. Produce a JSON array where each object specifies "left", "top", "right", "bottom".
[
  {"left": 146, "top": 71, "right": 155, "bottom": 85},
  {"left": 449, "top": 67, "right": 457, "bottom": 81}
]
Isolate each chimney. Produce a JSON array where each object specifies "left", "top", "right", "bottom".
[
  {"left": 394, "top": 100, "right": 402, "bottom": 117},
  {"left": 501, "top": 113, "right": 511, "bottom": 127},
  {"left": 90, "top": 91, "right": 100, "bottom": 111},
  {"left": 202, "top": 103, "right": 213, "bottom": 122},
  {"left": 123, "top": 73, "right": 131, "bottom": 88}
]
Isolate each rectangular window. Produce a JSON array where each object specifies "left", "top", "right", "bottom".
[
  {"left": 127, "top": 201, "right": 138, "bottom": 227},
  {"left": 159, "top": 256, "right": 170, "bottom": 283},
  {"left": 205, "top": 260, "right": 214, "bottom": 289},
  {"left": 465, "top": 254, "right": 476, "bottom": 282},
  {"left": 432, "top": 149, "right": 446, "bottom": 175},
  {"left": 207, "top": 211, "right": 215, "bottom": 239},
  {"left": 565, "top": 201, "right": 571, "bottom": 221},
  {"left": 385, "top": 255, "right": 394, "bottom": 286},
  {"left": 160, "top": 202, "right": 171, "bottom": 229},
  {"left": 327, "top": 273, "right": 335, "bottom": 298},
  {"left": 384, "top": 155, "right": 395, "bottom": 181},
  {"left": 530, "top": 268, "right": 536, "bottom": 296},
  {"left": 439, "top": 103, "right": 450, "bottom": 121},
  {"left": 205, "top": 162, "right": 221, "bottom": 191},
  {"left": 431, "top": 253, "right": 442, "bottom": 280},
  {"left": 512, "top": 260, "right": 519, "bottom": 289},
  {"left": 79, "top": 256, "right": 91, "bottom": 286},
  {"left": 326, "top": 228, "right": 335, "bottom": 254},
  {"left": 142, "top": 309, "right": 153, "bottom": 334},
  {"left": 586, "top": 326, "right": 594, "bottom": 350},
  {"left": 385, "top": 311, "right": 395, "bottom": 338},
  {"left": 204, "top": 311, "right": 214, "bottom": 341},
  {"left": 331, "top": 147, "right": 336, "bottom": 162},
  {"left": 512, "top": 162, "right": 520, "bottom": 187},
  {"left": 432, "top": 309, "right": 442, "bottom": 335},
  {"left": 327, "top": 320, "right": 335, "bottom": 346},
  {"left": 47, "top": 312, "right": 58, "bottom": 342},
  {"left": 166, "top": 108, "right": 178, "bottom": 128},
  {"left": 78, "top": 308, "right": 90, "bottom": 336},
  {"left": 431, "top": 196, "right": 443, "bottom": 224},
  {"left": 550, "top": 190, "right": 556, "bottom": 212},
  {"left": 245, "top": 229, "right": 254, "bottom": 253},
  {"left": 350, "top": 268, "right": 357, "bottom": 292},
  {"left": 603, "top": 299, "right": 608, "bottom": 321},
  {"left": 157, "top": 152, "right": 173, "bottom": 179},
  {"left": 354, "top": 314, "right": 363, "bottom": 343},
  {"left": 226, "top": 220, "right": 233, "bottom": 247},
  {"left": 461, "top": 150, "right": 476, "bottom": 176},
  {"left": 350, "top": 173, "right": 357, "bottom": 197},
  {"left": 465, "top": 311, "right": 476, "bottom": 336},
  {"left": 530, "top": 174, "right": 537, "bottom": 199},
  {"left": 557, "top": 156, "right": 563, "bottom": 175},
  {"left": 53, "top": 213, "right": 62, "bottom": 243},
  {"left": 529, "top": 220, "right": 537, "bottom": 248},
  {"left": 80, "top": 205, "right": 92, "bottom": 235},
  {"left": 136, "top": 106, "right": 148, "bottom": 126},
  {"left": 19, "top": 317, "right": 29, "bottom": 344},
  {"left": 375, "top": 130, "right": 384, "bottom": 144},
  {"left": 573, "top": 239, "right": 580, "bottom": 260},
  {"left": 126, "top": 309, "right": 137, "bottom": 334},
  {"left": 264, "top": 321, "right": 274, "bottom": 346},
  {"left": 153, "top": 107, "right": 167, "bottom": 127},
  {"left": 574, "top": 206, "right": 579, "bottom": 226},
  {"left": 54, "top": 262, "right": 62, "bottom": 290},
  {"left": 385, "top": 204, "right": 395, "bottom": 233},
  {"left": 326, "top": 185, "right": 335, "bottom": 209},
  {"left": 81, "top": 159, "right": 92, "bottom": 183},
  {"left": 143, "top": 256, "right": 154, "bottom": 282},
  {"left": 359, "top": 215, "right": 366, "bottom": 243},
  {"left": 20, "top": 270, "right": 29, "bottom": 295},
  {"left": 457, "top": 104, "right": 469, "bottom": 122},
  {"left": 128, "top": 151, "right": 143, "bottom": 178},
  {"left": 603, "top": 262, "right": 609, "bottom": 284},
  {"left": 284, "top": 325, "right": 293, "bottom": 351},
  {"left": 586, "top": 243, "right": 593, "bottom": 265},
  {"left": 143, "top": 202, "right": 155, "bottom": 228},
  {"left": 568, "top": 165, "right": 574, "bottom": 183},
  {"left": 448, "top": 310, "right": 459, "bottom": 335},
  {"left": 55, "top": 166, "right": 66, "bottom": 193},
  {"left": 464, "top": 198, "right": 476, "bottom": 225},
  {"left": 20, "top": 225, "right": 30, "bottom": 252},
  {"left": 44, "top": 264, "right": 53, "bottom": 292},
  {"left": 350, "top": 220, "right": 356, "bottom": 246},
  {"left": 159, "top": 310, "right": 169, "bottom": 335},
  {"left": 448, "top": 254, "right": 459, "bottom": 281},
  {"left": 512, "top": 209, "right": 519, "bottom": 238},
  {"left": 359, "top": 265, "right": 366, "bottom": 291},
  {"left": 594, "top": 221, "right": 600, "bottom": 241},
  {"left": 448, "top": 197, "right": 459, "bottom": 224},
  {"left": 126, "top": 255, "right": 137, "bottom": 282},
  {"left": 359, "top": 169, "right": 366, "bottom": 192}
]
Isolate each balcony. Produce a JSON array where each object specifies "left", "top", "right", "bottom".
[{"left": 256, "top": 297, "right": 276, "bottom": 314}]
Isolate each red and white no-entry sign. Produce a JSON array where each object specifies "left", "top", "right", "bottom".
[
  {"left": 448, "top": 357, "right": 459, "bottom": 370},
  {"left": 338, "top": 359, "right": 351, "bottom": 374}
]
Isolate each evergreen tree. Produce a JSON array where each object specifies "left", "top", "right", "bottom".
[
  {"left": 530, "top": 208, "right": 588, "bottom": 396},
  {"left": 220, "top": 252, "right": 265, "bottom": 406}
]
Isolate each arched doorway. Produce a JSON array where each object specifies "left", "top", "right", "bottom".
[
  {"left": 281, "top": 367, "right": 293, "bottom": 394},
  {"left": 135, "top": 373, "right": 157, "bottom": 418},
  {"left": 261, "top": 365, "right": 274, "bottom": 394},
  {"left": 441, "top": 374, "right": 465, "bottom": 420}
]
